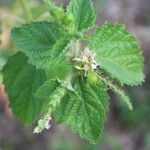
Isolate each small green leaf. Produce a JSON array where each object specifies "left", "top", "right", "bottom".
[
  {"left": 56, "top": 76, "right": 109, "bottom": 144},
  {"left": 1, "top": 52, "right": 46, "bottom": 124},
  {"left": 46, "top": 61, "right": 71, "bottom": 80},
  {"left": 11, "top": 21, "right": 70, "bottom": 69},
  {"left": 46, "top": 40, "right": 72, "bottom": 80},
  {"left": 35, "top": 79, "right": 61, "bottom": 100},
  {"left": 44, "top": 0, "right": 65, "bottom": 20},
  {"left": 89, "top": 22, "right": 144, "bottom": 85},
  {"left": 67, "top": 0, "right": 96, "bottom": 31}
]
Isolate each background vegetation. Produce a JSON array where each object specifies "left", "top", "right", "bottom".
[{"left": 0, "top": 0, "right": 150, "bottom": 149}]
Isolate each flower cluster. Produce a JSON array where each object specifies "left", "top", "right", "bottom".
[{"left": 73, "top": 47, "right": 99, "bottom": 76}]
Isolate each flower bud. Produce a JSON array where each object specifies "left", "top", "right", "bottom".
[
  {"left": 87, "top": 71, "right": 98, "bottom": 85},
  {"left": 50, "top": 7, "right": 65, "bottom": 19},
  {"left": 63, "top": 13, "right": 74, "bottom": 25}
]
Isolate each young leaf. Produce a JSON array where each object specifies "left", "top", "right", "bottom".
[
  {"left": 67, "top": 0, "right": 96, "bottom": 31},
  {"left": 55, "top": 77, "right": 109, "bottom": 144},
  {"left": 89, "top": 22, "right": 144, "bottom": 85},
  {"left": 35, "top": 79, "right": 61, "bottom": 99},
  {"left": 1, "top": 52, "right": 46, "bottom": 123},
  {"left": 46, "top": 60, "right": 71, "bottom": 80},
  {"left": 45, "top": 40, "right": 72, "bottom": 80},
  {"left": 11, "top": 21, "right": 70, "bottom": 69}
]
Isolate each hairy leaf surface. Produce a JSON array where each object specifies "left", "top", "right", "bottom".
[
  {"left": 56, "top": 77, "right": 109, "bottom": 144},
  {"left": 2, "top": 53, "right": 46, "bottom": 123},
  {"left": 11, "top": 21, "right": 70, "bottom": 69},
  {"left": 89, "top": 22, "right": 144, "bottom": 85},
  {"left": 67, "top": 0, "right": 96, "bottom": 31},
  {"left": 35, "top": 79, "right": 61, "bottom": 100},
  {"left": 35, "top": 80, "right": 66, "bottom": 113},
  {"left": 45, "top": 41, "right": 72, "bottom": 80}
]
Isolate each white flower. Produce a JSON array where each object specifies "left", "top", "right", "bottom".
[
  {"left": 45, "top": 120, "right": 51, "bottom": 129},
  {"left": 33, "top": 117, "right": 52, "bottom": 134},
  {"left": 73, "top": 47, "right": 98, "bottom": 75},
  {"left": 45, "top": 117, "right": 52, "bottom": 129}
]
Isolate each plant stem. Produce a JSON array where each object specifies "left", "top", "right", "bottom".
[
  {"left": 19, "top": 0, "right": 32, "bottom": 22},
  {"left": 70, "top": 40, "right": 80, "bottom": 58}
]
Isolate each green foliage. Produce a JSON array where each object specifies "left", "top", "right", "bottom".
[
  {"left": 98, "top": 74, "right": 133, "bottom": 110},
  {"left": 56, "top": 76, "right": 109, "bottom": 144},
  {"left": 89, "top": 22, "right": 144, "bottom": 85},
  {"left": 45, "top": 40, "right": 73, "bottom": 80},
  {"left": 1, "top": 0, "right": 144, "bottom": 144},
  {"left": 87, "top": 71, "right": 98, "bottom": 85},
  {"left": 2, "top": 53, "right": 46, "bottom": 123},
  {"left": 11, "top": 21, "right": 71, "bottom": 69},
  {"left": 67, "top": 0, "right": 96, "bottom": 31},
  {"left": 44, "top": 0, "right": 75, "bottom": 33},
  {"left": 34, "top": 79, "right": 67, "bottom": 133}
]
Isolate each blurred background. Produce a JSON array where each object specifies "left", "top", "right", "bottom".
[{"left": 0, "top": 0, "right": 150, "bottom": 150}]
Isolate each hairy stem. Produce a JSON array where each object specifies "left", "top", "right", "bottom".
[
  {"left": 98, "top": 74, "right": 133, "bottom": 111},
  {"left": 19, "top": 0, "right": 32, "bottom": 22},
  {"left": 70, "top": 40, "right": 80, "bottom": 58},
  {"left": 33, "top": 85, "right": 66, "bottom": 133}
]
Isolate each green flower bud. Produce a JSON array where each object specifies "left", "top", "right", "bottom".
[
  {"left": 50, "top": 7, "right": 65, "bottom": 19},
  {"left": 63, "top": 13, "right": 74, "bottom": 25},
  {"left": 87, "top": 71, "right": 98, "bottom": 85}
]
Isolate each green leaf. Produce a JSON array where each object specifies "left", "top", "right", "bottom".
[
  {"left": 11, "top": 21, "right": 70, "bottom": 69},
  {"left": 56, "top": 76, "right": 109, "bottom": 144},
  {"left": 46, "top": 61, "right": 71, "bottom": 80},
  {"left": 46, "top": 40, "right": 72, "bottom": 80},
  {"left": 35, "top": 79, "right": 61, "bottom": 100},
  {"left": 1, "top": 52, "right": 46, "bottom": 124},
  {"left": 67, "top": 0, "right": 96, "bottom": 31},
  {"left": 35, "top": 79, "right": 67, "bottom": 120},
  {"left": 89, "top": 22, "right": 144, "bottom": 85}
]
